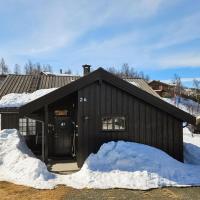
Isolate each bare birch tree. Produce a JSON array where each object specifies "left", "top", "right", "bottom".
[
  {"left": 14, "top": 64, "right": 21, "bottom": 74},
  {"left": 172, "top": 74, "right": 183, "bottom": 106},
  {"left": 193, "top": 79, "right": 200, "bottom": 112}
]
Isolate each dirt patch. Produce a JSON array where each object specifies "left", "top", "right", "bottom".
[
  {"left": 0, "top": 182, "right": 200, "bottom": 200},
  {"left": 63, "top": 187, "right": 200, "bottom": 200},
  {"left": 0, "top": 182, "right": 71, "bottom": 200}
]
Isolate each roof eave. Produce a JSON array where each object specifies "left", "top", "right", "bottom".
[{"left": 0, "top": 107, "right": 19, "bottom": 113}]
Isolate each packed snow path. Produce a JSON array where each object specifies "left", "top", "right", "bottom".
[{"left": 0, "top": 129, "right": 200, "bottom": 190}]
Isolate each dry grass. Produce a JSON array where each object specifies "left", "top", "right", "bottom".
[
  {"left": 1, "top": 181, "right": 200, "bottom": 200},
  {"left": 0, "top": 182, "right": 71, "bottom": 200}
]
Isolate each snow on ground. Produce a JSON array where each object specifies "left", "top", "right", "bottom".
[
  {"left": 163, "top": 97, "right": 200, "bottom": 116},
  {"left": 0, "top": 129, "right": 57, "bottom": 189},
  {"left": 0, "top": 88, "right": 57, "bottom": 108},
  {"left": 0, "top": 129, "right": 200, "bottom": 190},
  {"left": 183, "top": 127, "right": 200, "bottom": 165}
]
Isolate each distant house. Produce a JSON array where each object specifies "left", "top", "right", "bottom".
[
  {"left": 0, "top": 65, "right": 195, "bottom": 167},
  {"left": 183, "top": 88, "right": 194, "bottom": 96},
  {"left": 149, "top": 80, "right": 175, "bottom": 97}
]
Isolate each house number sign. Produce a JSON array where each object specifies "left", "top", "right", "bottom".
[{"left": 80, "top": 97, "right": 87, "bottom": 102}]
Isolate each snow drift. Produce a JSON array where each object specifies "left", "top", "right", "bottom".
[
  {"left": 0, "top": 129, "right": 56, "bottom": 189},
  {"left": 0, "top": 88, "right": 56, "bottom": 108},
  {"left": 63, "top": 140, "right": 200, "bottom": 190},
  {"left": 183, "top": 127, "right": 200, "bottom": 165},
  {"left": 0, "top": 129, "right": 200, "bottom": 190}
]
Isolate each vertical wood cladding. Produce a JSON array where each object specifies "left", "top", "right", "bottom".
[
  {"left": 1, "top": 113, "right": 19, "bottom": 130},
  {"left": 77, "top": 80, "right": 183, "bottom": 167}
]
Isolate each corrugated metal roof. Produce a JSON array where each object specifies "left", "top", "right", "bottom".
[
  {"left": 0, "top": 74, "right": 80, "bottom": 98},
  {"left": 0, "top": 75, "right": 7, "bottom": 87},
  {"left": 0, "top": 74, "right": 159, "bottom": 99},
  {"left": 125, "top": 78, "right": 160, "bottom": 98}
]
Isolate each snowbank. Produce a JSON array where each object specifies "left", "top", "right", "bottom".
[
  {"left": 0, "top": 129, "right": 200, "bottom": 190},
  {"left": 63, "top": 141, "right": 200, "bottom": 190},
  {"left": 183, "top": 127, "right": 200, "bottom": 165},
  {"left": 0, "top": 88, "right": 57, "bottom": 108},
  {"left": 0, "top": 129, "right": 56, "bottom": 189}
]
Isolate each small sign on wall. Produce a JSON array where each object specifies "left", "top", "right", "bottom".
[{"left": 80, "top": 97, "right": 87, "bottom": 102}]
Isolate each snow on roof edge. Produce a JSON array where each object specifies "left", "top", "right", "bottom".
[{"left": 0, "top": 88, "right": 57, "bottom": 108}]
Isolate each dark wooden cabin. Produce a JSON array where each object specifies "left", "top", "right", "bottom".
[{"left": 0, "top": 66, "right": 195, "bottom": 167}]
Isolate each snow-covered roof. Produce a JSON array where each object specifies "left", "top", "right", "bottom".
[
  {"left": 0, "top": 88, "right": 57, "bottom": 108},
  {"left": 41, "top": 71, "right": 76, "bottom": 76},
  {"left": 0, "top": 74, "right": 79, "bottom": 98}
]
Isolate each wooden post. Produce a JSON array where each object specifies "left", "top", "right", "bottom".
[
  {"left": 44, "top": 105, "right": 49, "bottom": 163},
  {"left": 41, "top": 121, "right": 45, "bottom": 162}
]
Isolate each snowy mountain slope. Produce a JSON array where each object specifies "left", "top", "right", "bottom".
[{"left": 163, "top": 97, "right": 200, "bottom": 116}]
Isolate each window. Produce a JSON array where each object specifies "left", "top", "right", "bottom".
[
  {"left": 28, "top": 119, "right": 36, "bottom": 135},
  {"left": 102, "top": 116, "right": 126, "bottom": 131},
  {"left": 19, "top": 118, "right": 27, "bottom": 136},
  {"left": 19, "top": 118, "right": 36, "bottom": 136}
]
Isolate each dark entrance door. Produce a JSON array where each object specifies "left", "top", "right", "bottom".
[{"left": 54, "top": 116, "right": 74, "bottom": 156}]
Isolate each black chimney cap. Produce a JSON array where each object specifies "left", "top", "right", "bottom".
[{"left": 82, "top": 64, "right": 91, "bottom": 76}]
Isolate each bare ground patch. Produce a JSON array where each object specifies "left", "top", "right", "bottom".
[{"left": 0, "top": 182, "right": 200, "bottom": 200}]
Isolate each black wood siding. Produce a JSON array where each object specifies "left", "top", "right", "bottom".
[
  {"left": 1, "top": 113, "right": 43, "bottom": 154},
  {"left": 77, "top": 81, "right": 183, "bottom": 167},
  {"left": 1, "top": 113, "right": 19, "bottom": 129}
]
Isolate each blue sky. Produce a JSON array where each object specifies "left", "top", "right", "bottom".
[{"left": 0, "top": 0, "right": 200, "bottom": 87}]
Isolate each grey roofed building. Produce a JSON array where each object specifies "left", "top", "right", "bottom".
[
  {"left": 0, "top": 72, "right": 159, "bottom": 99},
  {"left": 0, "top": 73, "right": 80, "bottom": 98}
]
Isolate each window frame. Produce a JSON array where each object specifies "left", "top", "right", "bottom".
[
  {"left": 101, "top": 115, "right": 127, "bottom": 132},
  {"left": 19, "top": 118, "right": 36, "bottom": 136},
  {"left": 19, "top": 118, "right": 27, "bottom": 136}
]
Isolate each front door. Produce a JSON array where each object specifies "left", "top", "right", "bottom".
[{"left": 54, "top": 116, "right": 74, "bottom": 156}]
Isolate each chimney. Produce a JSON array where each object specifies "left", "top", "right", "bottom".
[
  {"left": 82, "top": 64, "right": 91, "bottom": 76},
  {"left": 60, "top": 69, "right": 62, "bottom": 74}
]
